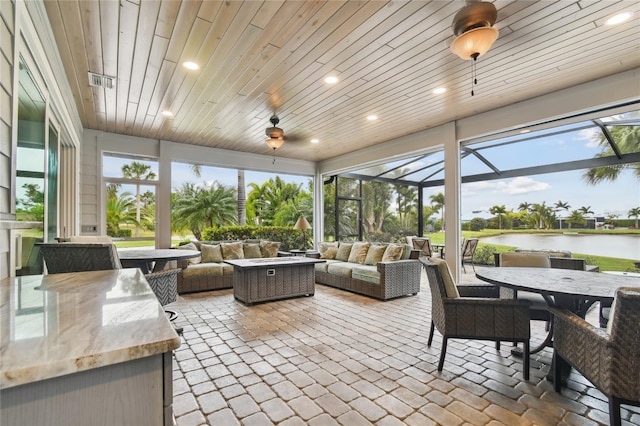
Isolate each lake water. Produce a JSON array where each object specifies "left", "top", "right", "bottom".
[{"left": 481, "top": 234, "right": 640, "bottom": 260}]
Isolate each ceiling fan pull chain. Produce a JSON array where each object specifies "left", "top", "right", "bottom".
[{"left": 471, "top": 56, "right": 477, "bottom": 96}]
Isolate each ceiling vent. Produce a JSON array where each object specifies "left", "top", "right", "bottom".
[{"left": 88, "top": 72, "right": 116, "bottom": 89}]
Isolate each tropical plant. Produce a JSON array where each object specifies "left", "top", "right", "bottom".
[
  {"left": 565, "top": 210, "right": 586, "bottom": 229},
  {"left": 554, "top": 200, "right": 570, "bottom": 229},
  {"left": 578, "top": 206, "right": 594, "bottom": 216},
  {"left": 583, "top": 124, "right": 640, "bottom": 184},
  {"left": 530, "top": 202, "right": 555, "bottom": 229},
  {"left": 430, "top": 192, "right": 445, "bottom": 230},
  {"left": 172, "top": 182, "right": 237, "bottom": 240},
  {"left": 518, "top": 201, "right": 532, "bottom": 212},
  {"left": 121, "top": 161, "right": 156, "bottom": 237},
  {"left": 238, "top": 170, "right": 246, "bottom": 225},
  {"left": 106, "top": 191, "right": 137, "bottom": 236},
  {"left": 629, "top": 207, "right": 640, "bottom": 228},
  {"left": 246, "top": 177, "right": 304, "bottom": 226},
  {"left": 489, "top": 205, "right": 508, "bottom": 229},
  {"left": 362, "top": 176, "right": 393, "bottom": 234}
]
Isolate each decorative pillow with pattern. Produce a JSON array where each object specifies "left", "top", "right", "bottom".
[
  {"left": 348, "top": 242, "right": 370, "bottom": 264},
  {"left": 260, "top": 240, "right": 281, "bottom": 258},
  {"left": 200, "top": 243, "right": 223, "bottom": 263},
  {"left": 381, "top": 243, "right": 404, "bottom": 262},
  {"left": 320, "top": 246, "right": 338, "bottom": 259},
  {"left": 318, "top": 242, "right": 339, "bottom": 256},
  {"left": 364, "top": 244, "right": 387, "bottom": 266},
  {"left": 178, "top": 242, "right": 201, "bottom": 264},
  {"left": 221, "top": 242, "right": 245, "bottom": 260},
  {"left": 335, "top": 242, "right": 354, "bottom": 262},
  {"left": 244, "top": 243, "right": 262, "bottom": 259}
]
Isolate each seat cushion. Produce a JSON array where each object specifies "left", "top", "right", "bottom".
[
  {"left": 182, "top": 263, "right": 224, "bottom": 278},
  {"left": 327, "top": 262, "right": 354, "bottom": 277},
  {"left": 351, "top": 265, "right": 380, "bottom": 284},
  {"left": 429, "top": 258, "right": 459, "bottom": 298}
]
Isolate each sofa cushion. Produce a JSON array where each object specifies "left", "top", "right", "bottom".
[
  {"left": 320, "top": 247, "right": 338, "bottom": 259},
  {"left": 260, "top": 240, "right": 281, "bottom": 258},
  {"left": 178, "top": 242, "right": 201, "bottom": 264},
  {"left": 327, "top": 262, "right": 354, "bottom": 277},
  {"left": 182, "top": 263, "right": 224, "bottom": 279},
  {"left": 201, "top": 243, "right": 223, "bottom": 263},
  {"left": 401, "top": 243, "right": 413, "bottom": 260},
  {"left": 221, "top": 242, "right": 245, "bottom": 259},
  {"left": 244, "top": 243, "right": 262, "bottom": 259},
  {"left": 336, "top": 243, "right": 354, "bottom": 262},
  {"left": 351, "top": 264, "right": 381, "bottom": 284},
  {"left": 364, "top": 244, "right": 387, "bottom": 266},
  {"left": 318, "top": 242, "right": 338, "bottom": 256},
  {"left": 348, "top": 242, "right": 370, "bottom": 264},
  {"left": 222, "top": 263, "right": 234, "bottom": 274},
  {"left": 316, "top": 259, "right": 339, "bottom": 273},
  {"left": 382, "top": 243, "right": 404, "bottom": 262}
]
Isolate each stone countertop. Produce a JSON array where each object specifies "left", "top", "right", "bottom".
[{"left": 1, "top": 268, "right": 181, "bottom": 389}]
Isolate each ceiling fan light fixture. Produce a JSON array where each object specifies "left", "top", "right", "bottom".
[
  {"left": 265, "top": 137, "right": 284, "bottom": 150},
  {"left": 450, "top": 26, "right": 499, "bottom": 60}
]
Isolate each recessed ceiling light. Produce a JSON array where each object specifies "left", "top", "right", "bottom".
[
  {"left": 182, "top": 61, "right": 199, "bottom": 70},
  {"left": 310, "top": 139, "right": 319, "bottom": 144},
  {"left": 367, "top": 115, "right": 378, "bottom": 121},
  {"left": 433, "top": 87, "right": 447, "bottom": 95},
  {"left": 606, "top": 12, "right": 632, "bottom": 25},
  {"left": 161, "top": 111, "right": 174, "bottom": 117},
  {"left": 519, "top": 129, "right": 530, "bottom": 134},
  {"left": 324, "top": 76, "right": 339, "bottom": 84}
]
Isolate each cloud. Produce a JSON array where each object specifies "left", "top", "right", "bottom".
[
  {"left": 464, "top": 177, "right": 551, "bottom": 195},
  {"left": 576, "top": 128, "right": 600, "bottom": 148}
]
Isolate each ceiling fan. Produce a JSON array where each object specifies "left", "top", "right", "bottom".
[{"left": 264, "top": 114, "right": 304, "bottom": 151}]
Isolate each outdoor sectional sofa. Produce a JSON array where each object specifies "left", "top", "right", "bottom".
[
  {"left": 175, "top": 240, "right": 281, "bottom": 294},
  {"left": 314, "top": 241, "right": 421, "bottom": 300}
]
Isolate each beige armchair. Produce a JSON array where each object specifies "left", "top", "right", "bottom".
[
  {"left": 420, "top": 257, "right": 531, "bottom": 379},
  {"left": 552, "top": 287, "right": 640, "bottom": 426},
  {"left": 411, "top": 237, "right": 433, "bottom": 258},
  {"left": 461, "top": 238, "right": 479, "bottom": 272},
  {"left": 498, "top": 252, "right": 551, "bottom": 322}
]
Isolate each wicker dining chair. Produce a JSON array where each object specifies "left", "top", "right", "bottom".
[
  {"left": 39, "top": 242, "right": 179, "bottom": 314},
  {"left": 552, "top": 287, "right": 640, "bottom": 426},
  {"left": 461, "top": 238, "right": 479, "bottom": 272},
  {"left": 411, "top": 237, "right": 433, "bottom": 258},
  {"left": 420, "top": 257, "right": 532, "bottom": 379}
]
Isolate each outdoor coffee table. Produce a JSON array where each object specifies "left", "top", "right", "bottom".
[{"left": 224, "top": 257, "right": 325, "bottom": 304}]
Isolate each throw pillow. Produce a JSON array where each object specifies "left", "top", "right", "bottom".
[
  {"left": 348, "top": 242, "right": 370, "bottom": 264},
  {"left": 243, "top": 243, "right": 262, "bottom": 259},
  {"left": 178, "top": 242, "right": 201, "bottom": 264},
  {"left": 320, "top": 246, "right": 338, "bottom": 259},
  {"left": 381, "top": 243, "right": 404, "bottom": 262},
  {"left": 221, "top": 242, "right": 245, "bottom": 260},
  {"left": 260, "top": 240, "right": 281, "bottom": 258},
  {"left": 364, "top": 244, "right": 387, "bottom": 265},
  {"left": 318, "top": 242, "right": 338, "bottom": 256},
  {"left": 335, "top": 243, "right": 353, "bottom": 262},
  {"left": 200, "top": 243, "right": 223, "bottom": 263}
]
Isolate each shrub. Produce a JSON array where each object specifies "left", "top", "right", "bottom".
[
  {"left": 201, "top": 225, "right": 306, "bottom": 251},
  {"left": 469, "top": 217, "right": 487, "bottom": 231},
  {"left": 473, "top": 243, "right": 499, "bottom": 265},
  {"left": 108, "top": 228, "right": 132, "bottom": 238}
]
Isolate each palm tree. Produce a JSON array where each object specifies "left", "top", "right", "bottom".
[
  {"left": 578, "top": 206, "right": 594, "bottom": 216},
  {"left": 565, "top": 210, "right": 586, "bottom": 229},
  {"left": 430, "top": 192, "right": 445, "bottom": 231},
  {"left": 518, "top": 201, "right": 532, "bottom": 212},
  {"left": 172, "top": 182, "right": 237, "bottom": 240},
  {"left": 554, "top": 200, "right": 570, "bottom": 229},
  {"left": 121, "top": 162, "right": 156, "bottom": 238},
  {"left": 489, "top": 205, "right": 508, "bottom": 230},
  {"left": 583, "top": 124, "right": 640, "bottom": 184},
  {"left": 106, "top": 191, "right": 137, "bottom": 237},
  {"left": 629, "top": 207, "right": 640, "bottom": 228},
  {"left": 530, "top": 202, "right": 555, "bottom": 229}
]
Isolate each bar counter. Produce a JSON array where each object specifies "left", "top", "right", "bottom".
[{"left": 1, "top": 268, "right": 181, "bottom": 426}]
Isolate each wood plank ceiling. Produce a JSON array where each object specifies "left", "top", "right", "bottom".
[{"left": 44, "top": 0, "right": 640, "bottom": 162}]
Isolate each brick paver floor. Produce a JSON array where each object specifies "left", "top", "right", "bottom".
[{"left": 170, "top": 268, "right": 639, "bottom": 425}]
